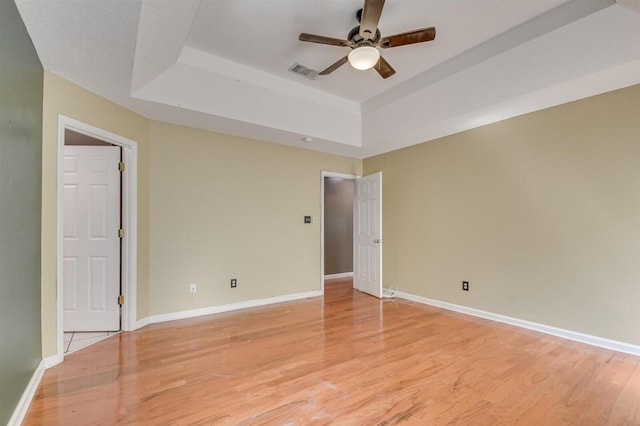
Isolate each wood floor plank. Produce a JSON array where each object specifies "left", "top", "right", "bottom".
[{"left": 24, "top": 278, "right": 639, "bottom": 425}]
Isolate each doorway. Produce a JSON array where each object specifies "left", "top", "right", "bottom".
[
  {"left": 321, "top": 171, "right": 383, "bottom": 298},
  {"left": 323, "top": 176, "right": 355, "bottom": 280},
  {"left": 62, "top": 131, "right": 121, "bottom": 352},
  {"left": 55, "top": 116, "right": 138, "bottom": 362},
  {"left": 320, "top": 171, "right": 358, "bottom": 294}
]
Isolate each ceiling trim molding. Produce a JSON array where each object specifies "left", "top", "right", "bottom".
[
  {"left": 178, "top": 46, "right": 360, "bottom": 115},
  {"left": 131, "top": 0, "right": 201, "bottom": 93},
  {"left": 362, "top": 0, "right": 616, "bottom": 112}
]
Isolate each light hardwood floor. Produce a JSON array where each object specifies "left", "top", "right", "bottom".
[{"left": 25, "top": 278, "right": 639, "bottom": 425}]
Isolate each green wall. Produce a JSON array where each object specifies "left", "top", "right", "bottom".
[{"left": 0, "top": 0, "right": 43, "bottom": 423}]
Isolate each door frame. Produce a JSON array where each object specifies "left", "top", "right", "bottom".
[
  {"left": 56, "top": 115, "right": 138, "bottom": 360},
  {"left": 320, "top": 171, "right": 358, "bottom": 294}
]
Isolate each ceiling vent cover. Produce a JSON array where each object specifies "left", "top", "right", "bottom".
[{"left": 288, "top": 63, "right": 318, "bottom": 80}]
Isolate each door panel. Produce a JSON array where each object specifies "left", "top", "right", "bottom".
[
  {"left": 89, "top": 184, "right": 109, "bottom": 238},
  {"left": 63, "top": 257, "right": 79, "bottom": 311},
  {"left": 63, "top": 146, "right": 120, "bottom": 331},
  {"left": 354, "top": 172, "right": 382, "bottom": 298},
  {"left": 88, "top": 256, "right": 108, "bottom": 310}
]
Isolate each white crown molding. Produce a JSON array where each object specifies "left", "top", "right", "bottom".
[
  {"left": 133, "top": 57, "right": 362, "bottom": 148},
  {"left": 177, "top": 46, "right": 360, "bottom": 115},
  {"left": 18, "top": 0, "right": 640, "bottom": 159},
  {"left": 130, "top": 0, "right": 200, "bottom": 93},
  {"left": 363, "top": 0, "right": 617, "bottom": 112}
]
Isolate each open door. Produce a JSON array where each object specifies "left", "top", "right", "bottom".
[
  {"left": 353, "top": 172, "right": 382, "bottom": 298},
  {"left": 63, "top": 145, "right": 121, "bottom": 331}
]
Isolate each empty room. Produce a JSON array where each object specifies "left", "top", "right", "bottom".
[{"left": 2, "top": 0, "right": 640, "bottom": 424}]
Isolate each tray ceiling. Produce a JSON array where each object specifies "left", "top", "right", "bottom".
[{"left": 15, "top": 0, "right": 640, "bottom": 157}]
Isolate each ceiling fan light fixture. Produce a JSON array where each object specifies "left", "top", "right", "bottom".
[{"left": 348, "top": 46, "right": 380, "bottom": 70}]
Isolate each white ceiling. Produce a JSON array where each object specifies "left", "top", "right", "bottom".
[{"left": 15, "top": 0, "right": 640, "bottom": 158}]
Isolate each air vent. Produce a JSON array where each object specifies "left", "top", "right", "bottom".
[{"left": 288, "top": 63, "right": 318, "bottom": 80}]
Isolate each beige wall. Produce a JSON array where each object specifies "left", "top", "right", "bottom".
[
  {"left": 41, "top": 71, "right": 639, "bottom": 354},
  {"left": 364, "top": 84, "right": 640, "bottom": 345},
  {"left": 324, "top": 177, "right": 354, "bottom": 275},
  {"left": 148, "top": 121, "right": 361, "bottom": 315},
  {"left": 41, "top": 73, "right": 360, "bottom": 355},
  {"left": 41, "top": 72, "right": 150, "bottom": 357}
]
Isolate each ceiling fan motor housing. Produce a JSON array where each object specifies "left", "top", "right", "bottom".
[{"left": 348, "top": 26, "right": 381, "bottom": 47}]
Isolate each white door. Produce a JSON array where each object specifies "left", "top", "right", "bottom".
[
  {"left": 353, "top": 172, "right": 382, "bottom": 298},
  {"left": 63, "top": 146, "right": 121, "bottom": 331}
]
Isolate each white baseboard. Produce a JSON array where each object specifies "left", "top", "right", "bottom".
[
  {"left": 397, "top": 291, "right": 640, "bottom": 357},
  {"left": 146, "top": 290, "right": 323, "bottom": 325},
  {"left": 7, "top": 359, "right": 46, "bottom": 426},
  {"left": 43, "top": 353, "right": 63, "bottom": 369},
  {"left": 324, "top": 272, "right": 353, "bottom": 280},
  {"left": 135, "top": 317, "right": 150, "bottom": 330}
]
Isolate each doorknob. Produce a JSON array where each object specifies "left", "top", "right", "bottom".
[{"left": 373, "top": 239, "right": 383, "bottom": 244}]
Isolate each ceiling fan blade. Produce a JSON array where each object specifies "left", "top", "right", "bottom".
[
  {"left": 379, "top": 27, "right": 436, "bottom": 48},
  {"left": 319, "top": 55, "right": 349, "bottom": 75},
  {"left": 299, "top": 33, "right": 353, "bottom": 47},
  {"left": 359, "top": 0, "right": 385, "bottom": 40},
  {"left": 374, "top": 55, "right": 395, "bottom": 79}
]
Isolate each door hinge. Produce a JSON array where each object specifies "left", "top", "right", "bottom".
[
  {"left": 118, "top": 295, "right": 124, "bottom": 305},
  {"left": 118, "top": 228, "right": 125, "bottom": 238},
  {"left": 118, "top": 162, "right": 125, "bottom": 172}
]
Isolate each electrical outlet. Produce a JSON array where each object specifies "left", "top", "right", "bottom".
[
  {"left": 462, "top": 281, "right": 469, "bottom": 291},
  {"left": 189, "top": 283, "right": 197, "bottom": 294},
  {"left": 231, "top": 278, "right": 237, "bottom": 288}
]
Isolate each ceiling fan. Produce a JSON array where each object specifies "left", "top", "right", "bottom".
[{"left": 298, "top": 0, "right": 436, "bottom": 79}]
